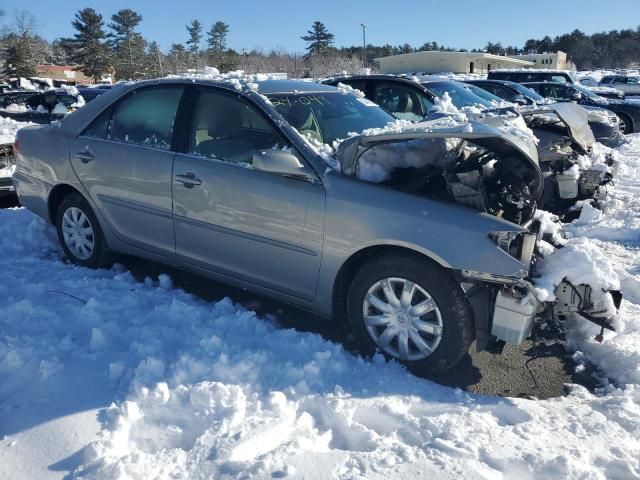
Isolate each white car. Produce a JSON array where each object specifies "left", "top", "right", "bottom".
[{"left": 600, "top": 75, "right": 640, "bottom": 95}]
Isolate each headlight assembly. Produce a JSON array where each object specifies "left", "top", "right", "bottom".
[{"left": 488, "top": 231, "right": 537, "bottom": 269}]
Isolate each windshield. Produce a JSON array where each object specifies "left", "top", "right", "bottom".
[
  {"left": 267, "top": 92, "right": 394, "bottom": 144},
  {"left": 464, "top": 83, "right": 507, "bottom": 105},
  {"left": 422, "top": 81, "right": 493, "bottom": 110},
  {"left": 509, "top": 82, "right": 545, "bottom": 101}
]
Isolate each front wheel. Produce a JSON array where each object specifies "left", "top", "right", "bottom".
[
  {"left": 55, "top": 192, "right": 113, "bottom": 268},
  {"left": 618, "top": 113, "right": 633, "bottom": 134},
  {"left": 346, "top": 254, "right": 474, "bottom": 375}
]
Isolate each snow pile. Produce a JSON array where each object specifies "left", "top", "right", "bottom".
[
  {"left": 1, "top": 206, "right": 640, "bottom": 479},
  {"left": 3, "top": 135, "right": 640, "bottom": 478},
  {"left": 1, "top": 103, "right": 28, "bottom": 113},
  {"left": 534, "top": 237, "right": 620, "bottom": 302},
  {"left": 356, "top": 138, "right": 458, "bottom": 183},
  {"left": 431, "top": 91, "right": 465, "bottom": 119}
]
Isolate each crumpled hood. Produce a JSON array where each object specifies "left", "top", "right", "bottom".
[
  {"left": 336, "top": 119, "right": 544, "bottom": 200},
  {"left": 338, "top": 119, "right": 539, "bottom": 172},
  {"left": 521, "top": 102, "right": 595, "bottom": 153}
]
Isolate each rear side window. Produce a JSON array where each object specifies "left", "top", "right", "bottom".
[{"left": 108, "top": 87, "right": 184, "bottom": 150}]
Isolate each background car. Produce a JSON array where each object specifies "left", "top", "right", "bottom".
[
  {"left": 0, "top": 89, "right": 82, "bottom": 124},
  {"left": 465, "top": 79, "right": 622, "bottom": 146},
  {"left": 523, "top": 81, "right": 640, "bottom": 134},
  {"left": 599, "top": 75, "right": 640, "bottom": 95},
  {"left": 489, "top": 69, "right": 624, "bottom": 99}
]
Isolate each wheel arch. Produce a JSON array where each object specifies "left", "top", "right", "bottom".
[
  {"left": 47, "top": 183, "right": 85, "bottom": 225},
  {"left": 331, "top": 244, "right": 454, "bottom": 321}
]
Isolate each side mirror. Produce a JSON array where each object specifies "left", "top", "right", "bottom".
[
  {"left": 570, "top": 92, "right": 583, "bottom": 101},
  {"left": 252, "top": 149, "right": 311, "bottom": 179}
]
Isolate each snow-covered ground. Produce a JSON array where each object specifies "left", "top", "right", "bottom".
[{"left": 1, "top": 134, "right": 640, "bottom": 479}]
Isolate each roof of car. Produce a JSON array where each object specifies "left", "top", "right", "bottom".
[
  {"left": 256, "top": 79, "right": 338, "bottom": 94},
  {"left": 321, "top": 74, "right": 424, "bottom": 85},
  {"left": 110, "top": 77, "right": 340, "bottom": 95}
]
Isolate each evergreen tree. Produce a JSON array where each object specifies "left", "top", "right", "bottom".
[
  {"left": 2, "top": 34, "right": 37, "bottom": 77},
  {"left": 108, "top": 9, "right": 145, "bottom": 80},
  {"left": 167, "top": 43, "right": 187, "bottom": 74},
  {"left": 186, "top": 19, "right": 202, "bottom": 70},
  {"left": 301, "top": 21, "right": 334, "bottom": 56},
  {"left": 144, "top": 41, "right": 164, "bottom": 78},
  {"left": 64, "top": 8, "right": 111, "bottom": 81},
  {"left": 1, "top": 11, "right": 45, "bottom": 78},
  {"left": 207, "top": 21, "right": 230, "bottom": 68}
]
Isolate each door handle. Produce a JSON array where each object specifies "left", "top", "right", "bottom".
[
  {"left": 75, "top": 151, "right": 94, "bottom": 163},
  {"left": 175, "top": 172, "right": 202, "bottom": 187}
]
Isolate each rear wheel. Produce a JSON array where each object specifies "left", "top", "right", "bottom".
[
  {"left": 55, "top": 192, "right": 113, "bottom": 268},
  {"left": 346, "top": 254, "right": 474, "bottom": 375}
]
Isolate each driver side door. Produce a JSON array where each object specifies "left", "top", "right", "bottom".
[{"left": 172, "top": 87, "right": 325, "bottom": 303}]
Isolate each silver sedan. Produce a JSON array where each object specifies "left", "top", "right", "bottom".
[{"left": 13, "top": 78, "right": 559, "bottom": 374}]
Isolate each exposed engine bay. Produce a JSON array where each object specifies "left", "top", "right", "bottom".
[{"left": 336, "top": 123, "right": 543, "bottom": 227}]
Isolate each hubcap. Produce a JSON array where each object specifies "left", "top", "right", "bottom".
[
  {"left": 61, "top": 207, "right": 95, "bottom": 260},
  {"left": 362, "top": 277, "right": 443, "bottom": 361},
  {"left": 619, "top": 117, "right": 627, "bottom": 134}
]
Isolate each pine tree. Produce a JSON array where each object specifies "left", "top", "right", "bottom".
[
  {"left": 2, "top": 34, "right": 37, "bottom": 77},
  {"left": 108, "top": 9, "right": 145, "bottom": 80},
  {"left": 144, "top": 41, "right": 164, "bottom": 78},
  {"left": 207, "top": 21, "right": 230, "bottom": 69},
  {"left": 167, "top": 43, "right": 187, "bottom": 74},
  {"left": 64, "top": 8, "right": 111, "bottom": 81},
  {"left": 1, "top": 10, "right": 42, "bottom": 78},
  {"left": 301, "top": 21, "right": 334, "bottom": 57},
  {"left": 186, "top": 19, "right": 202, "bottom": 70}
]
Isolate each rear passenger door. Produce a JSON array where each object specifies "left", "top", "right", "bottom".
[
  {"left": 171, "top": 87, "right": 325, "bottom": 302},
  {"left": 69, "top": 86, "right": 184, "bottom": 255}
]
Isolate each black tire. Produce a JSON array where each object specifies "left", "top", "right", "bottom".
[
  {"left": 346, "top": 254, "right": 474, "bottom": 375},
  {"left": 618, "top": 112, "right": 633, "bottom": 134},
  {"left": 55, "top": 192, "right": 114, "bottom": 268}
]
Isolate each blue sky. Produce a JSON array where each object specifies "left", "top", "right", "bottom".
[{"left": 2, "top": 0, "right": 640, "bottom": 53}]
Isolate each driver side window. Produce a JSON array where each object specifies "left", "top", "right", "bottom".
[{"left": 188, "top": 90, "right": 284, "bottom": 166}]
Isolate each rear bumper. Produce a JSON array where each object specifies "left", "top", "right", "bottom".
[{"left": 12, "top": 170, "right": 52, "bottom": 221}]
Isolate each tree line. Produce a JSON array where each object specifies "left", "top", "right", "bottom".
[{"left": 1, "top": 7, "right": 640, "bottom": 83}]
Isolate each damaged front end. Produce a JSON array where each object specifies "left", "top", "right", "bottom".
[
  {"left": 336, "top": 120, "right": 621, "bottom": 351},
  {"left": 522, "top": 103, "right": 616, "bottom": 221}
]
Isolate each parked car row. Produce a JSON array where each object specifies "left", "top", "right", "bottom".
[
  {"left": 321, "top": 74, "right": 617, "bottom": 220},
  {"left": 487, "top": 69, "right": 626, "bottom": 100},
  {"left": 10, "top": 76, "right": 622, "bottom": 375}
]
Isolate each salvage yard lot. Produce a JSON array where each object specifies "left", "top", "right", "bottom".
[{"left": 1, "top": 131, "right": 640, "bottom": 478}]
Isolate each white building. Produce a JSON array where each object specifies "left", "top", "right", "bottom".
[
  {"left": 375, "top": 51, "right": 535, "bottom": 75},
  {"left": 506, "top": 51, "right": 573, "bottom": 70}
]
